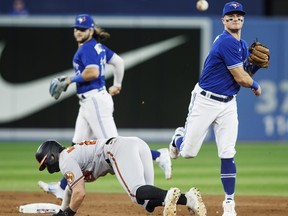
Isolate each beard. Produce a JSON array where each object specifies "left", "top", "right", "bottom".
[{"left": 76, "top": 34, "right": 90, "bottom": 44}]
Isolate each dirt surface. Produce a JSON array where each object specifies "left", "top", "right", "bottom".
[{"left": 1, "top": 191, "right": 288, "bottom": 216}]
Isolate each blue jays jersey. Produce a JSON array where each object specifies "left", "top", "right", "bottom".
[
  {"left": 73, "top": 38, "right": 114, "bottom": 94},
  {"left": 199, "top": 30, "right": 249, "bottom": 96}
]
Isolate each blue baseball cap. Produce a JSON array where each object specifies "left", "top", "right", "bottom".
[
  {"left": 222, "top": 2, "right": 246, "bottom": 17},
  {"left": 73, "top": 14, "right": 94, "bottom": 29}
]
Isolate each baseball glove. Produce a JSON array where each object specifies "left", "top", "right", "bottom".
[
  {"left": 49, "top": 76, "right": 69, "bottom": 100},
  {"left": 248, "top": 41, "right": 270, "bottom": 68}
]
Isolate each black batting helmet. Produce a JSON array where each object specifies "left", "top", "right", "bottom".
[{"left": 35, "top": 140, "right": 65, "bottom": 173}]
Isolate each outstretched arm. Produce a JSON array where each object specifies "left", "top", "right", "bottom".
[
  {"left": 229, "top": 66, "right": 261, "bottom": 96},
  {"left": 69, "top": 179, "right": 86, "bottom": 212}
]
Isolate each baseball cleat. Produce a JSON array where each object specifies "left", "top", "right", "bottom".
[
  {"left": 155, "top": 148, "right": 172, "bottom": 180},
  {"left": 185, "top": 187, "right": 207, "bottom": 216},
  {"left": 38, "top": 181, "right": 64, "bottom": 200},
  {"left": 169, "top": 127, "right": 185, "bottom": 159},
  {"left": 222, "top": 200, "right": 237, "bottom": 216},
  {"left": 163, "top": 187, "right": 181, "bottom": 216}
]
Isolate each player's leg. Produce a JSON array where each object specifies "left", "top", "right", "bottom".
[
  {"left": 170, "top": 91, "right": 220, "bottom": 159},
  {"left": 87, "top": 92, "right": 118, "bottom": 138},
  {"left": 110, "top": 137, "right": 206, "bottom": 215},
  {"left": 72, "top": 105, "right": 94, "bottom": 141},
  {"left": 37, "top": 180, "right": 64, "bottom": 200},
  {"left": 213, "top": 101, "right": 238, "bottom": 216},
  {"left": 151, "top": 149, "right": 172, "bottom": 180},
  {"left": 135, "top": 186, "right": 206, "bottom": 215},
  {"left": 113, "top": 137, "right": 174, "bottom": 213}
]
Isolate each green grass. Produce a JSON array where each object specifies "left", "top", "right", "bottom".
[{"left": 0, "top": 141, "right": 287, "bottom": 196}]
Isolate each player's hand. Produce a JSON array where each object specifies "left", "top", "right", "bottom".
[
  {"left": 52, "top": 209, "right": 64, "bottom": 216},
  {"left": 109, "top": 86, "right": 121, "bottom": 96},
  {"left": 52, "top": 207, "right": 76, "bottom": 216},
  {"left": 251, "top": 85, "right": 261, "bottom": 96}
]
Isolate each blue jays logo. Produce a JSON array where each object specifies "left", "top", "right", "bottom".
[
  {"left": 230, "top": 3, "right": 240, "bottom": 8},
  {"left": 77, "top": 16, "right": 86, "bottom": 24}
]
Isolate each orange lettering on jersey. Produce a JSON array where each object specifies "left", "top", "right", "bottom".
[
  {"left": 66, "top": 146, "right": 75, "bottom": 153},
  {"left": 79, "top": 140, "right": 97, "bottom": 145}
]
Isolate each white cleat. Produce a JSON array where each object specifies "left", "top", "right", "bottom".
[
  {"left": 156, "top": 148, "right": 172, "bottom": 180},
  {"left": 169, "top": 127, "right": 185, "bottom": 159},
  {"left": 163, "top": 187, "right": 181, "bottom": 216},
  {"left": 222, "top": 200, "right": 237, "bottom": 216},
  {"left": 38, "top": 181, "right": 64, "bottom": 200},
  {"left": 185, "top": 187, "right": 207, "bottom": 216}
]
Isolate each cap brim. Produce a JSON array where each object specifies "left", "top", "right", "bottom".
[
  {"left": 38, "top": 154, "right": 47, "bottom": 171},
  {"left": 73, "top": 24, "right": 91, "bottom": 29},
  {"left": 224, "top": 10, "right": 246, "bottom": 16},
  {"left": 39, "top": 164, "right": 46, "bottom": 171}
]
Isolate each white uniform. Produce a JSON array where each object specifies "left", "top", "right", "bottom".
[
  {"left": 72, "top": 37, "right": 123, "bottom": 142},
  {"left": 60, "top": 136, "right": 154, "bottom": 202},
  {"left": 180, "top": 83, "right": 237, "bottom": 159},
  {"left": 73, "top": 88, "right": 118, "bottom": 141}
]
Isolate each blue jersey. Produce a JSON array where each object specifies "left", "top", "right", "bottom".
[
  {"left": 73, "top": 38, "right": 114, "bottom": 94},
  {"left": 199, "top": 30, "right": 249, "bottom": 96}
]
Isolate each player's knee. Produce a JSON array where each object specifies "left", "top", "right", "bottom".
[{"left": 180, "top": 150, "right": 197, "bottom": 158}]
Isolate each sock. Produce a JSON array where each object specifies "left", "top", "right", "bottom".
[
  {"left": 177, "top": 194, "right": 187, "bottom": 205},
  {"left": 59, "top": 177, "right": 68, "bottom": 190},
  {"left": 221, "top": 158, "right": 236, "bottom": 200},
  {"left": 136, "top": 185, "right": 167, "bottom": 202},
  {"left": 175, "top": 136, "right": 183, "bottom": 151},
  {"left": 150, "top": 150, "right": 160, "bottom": 160}
]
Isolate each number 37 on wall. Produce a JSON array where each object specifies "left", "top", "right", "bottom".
[{"left": 256, "top": 80, "right": 288, "bottom": 136}]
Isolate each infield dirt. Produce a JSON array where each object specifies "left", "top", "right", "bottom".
[{"left": 1, "top": 192, "right": 287, "bottom": 215}]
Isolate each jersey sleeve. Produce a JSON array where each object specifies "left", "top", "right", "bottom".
[
  {"left": 80, "top": 45, "right": 100, "bottom": 68},
  {"left": 219, "top": 39, "right": 243, "bottom": 70},
  {"left": 102, "top": 44, "right": 115, "bottom": 62},
  {"left": 60, "top": 154, "right": 84, "bottom": 189}
]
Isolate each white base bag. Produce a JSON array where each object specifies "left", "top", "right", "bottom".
[{"left": 19, "top": 203, "right": 61, "bottom": 213}]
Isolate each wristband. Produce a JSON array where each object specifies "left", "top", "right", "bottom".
[
  {"left": 243, "top": 59, "right": 260, "bottom": 75},
  {"left": 70, "top": 74, "right": 85, "bottom": 83},
  {"left": 251, "top": 80, "right": 259, "bottom": 90}
]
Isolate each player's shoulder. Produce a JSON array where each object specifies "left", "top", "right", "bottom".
[
  {"left": 240, "top": 38, "right": 248, "bottom": 47},
  {"left": 217, "top": 31, "right": 236, "bottom": 44}
]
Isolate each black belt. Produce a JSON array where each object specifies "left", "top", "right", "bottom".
[
  {"left": 105, "top": 137, "right": 116, "bottom": 145},
  {"left": 80, "top": 87, "right": 105, "bottom": 99},
  {"left": 105, "top": 137, "right": 116, "bottom": 164},
  {"left": 200, "top": 91, "right": 233, "bottom": 103}
]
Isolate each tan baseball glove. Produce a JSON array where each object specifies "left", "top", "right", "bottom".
[{"left": 248, "top": 41, "right": 270, "bottom": 68}]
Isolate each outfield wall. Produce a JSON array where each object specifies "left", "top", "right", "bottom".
[{"left": 0, "top": 16, "right": 287, "bottom": 142}]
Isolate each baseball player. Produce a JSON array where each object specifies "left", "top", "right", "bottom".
[
  {"left": 35, "top": 137, "right": 207, "bottom": 216},
  {"left": 39, "top": 14, "right": 172, "bottom": 200},
  {"left": 169, "top": 2, "right": 269, "bottom": 216}
]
